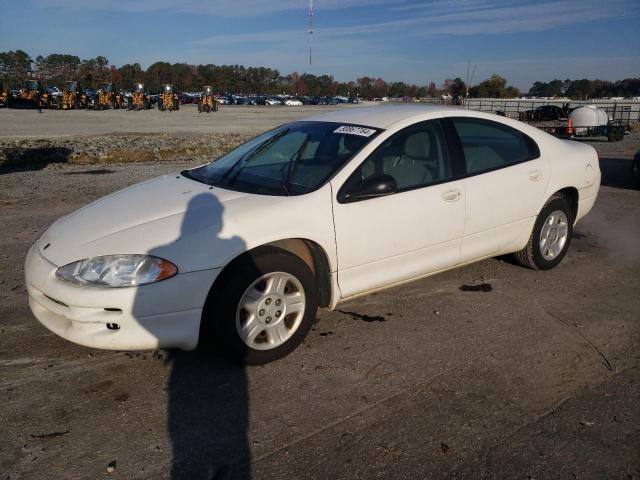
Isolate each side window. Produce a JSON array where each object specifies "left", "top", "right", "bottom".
[
  {"left": 346, "top": 120, "right": 453, "bottom": 193},
  {"left": 451, "top": 118, "right": 539, "bottom": 175}
]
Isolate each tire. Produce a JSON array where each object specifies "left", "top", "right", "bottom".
[
  {"left": 158, "top": 99, "right": 164, "bottom": 111},
  {"left": 204, "top": 104, "right": 211, "bottom": 113},
  {"left": 201, "top": 248, "right": 319, "bottom": 365},
  {"left": 632, "top": 155, "right": 640, "bottom": 179},
  {"left": 514, "top": 194, "right": 573, "bottom": 270}
]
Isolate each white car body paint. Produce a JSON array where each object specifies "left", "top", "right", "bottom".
[{"left": 25, "top": 105, "right": 600, "bottom": 351}]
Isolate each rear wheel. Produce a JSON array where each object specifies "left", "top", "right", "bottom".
[
  {"left": 514, "top": 194, "right": 573, "bottom": 270},
  {"left": 202, "top": 249, "right": 318, "bottom": 365}
]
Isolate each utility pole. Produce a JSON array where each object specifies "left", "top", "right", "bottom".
[
  {"left": 465, "top": 60, "right": 476, "bottom": 97},
  {"left": 308, "top": 0, "right": 314, "bottom": 68}
]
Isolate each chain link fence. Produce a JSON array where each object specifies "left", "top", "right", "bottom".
[
  {"left": 461, "top": 98, "right": 640, "bottom": 128},
  {"left": 412, "top": 97, "right": 640, "bottom": 129}
]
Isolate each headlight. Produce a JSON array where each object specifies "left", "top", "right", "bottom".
[{"left": 56, "top": 255, "right": 177, "bottom": 287}]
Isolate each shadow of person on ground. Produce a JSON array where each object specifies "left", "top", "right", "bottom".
[
  {"left": 0, "top": 146, "right": 72, "bottom": 174},
  {"left": 136, "top": 192, "right": 251, "bottom": 479}
]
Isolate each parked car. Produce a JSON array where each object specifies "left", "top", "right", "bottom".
[
  {"left": 633, "top": 149, "right": 640, "bottom": 180},
  {"left": 265, "top": 98, "right": 281, "bottom": 106},
  {"left": 47, "top": 86, "right": 61, "bottom": 97},
  {"left": 285, "top": 98, "right": 303, "bottom": 106},
  {"left": 522, "top": 105, "right": 567, "bottom": 121},
  {"left": 25, "top": 106, "right": 600, "bottom": 364}
]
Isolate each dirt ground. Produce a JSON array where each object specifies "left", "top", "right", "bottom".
[{"left": 0, "top": 113, "right": 639, "bottom": 479}]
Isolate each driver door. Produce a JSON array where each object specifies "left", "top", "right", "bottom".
[{"left": 331, "top": 119, "right": 465, "bottom": 298}]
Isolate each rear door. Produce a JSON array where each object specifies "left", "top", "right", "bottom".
[{"left": 445, "top": 117, "right": 549, "bottom": 262}]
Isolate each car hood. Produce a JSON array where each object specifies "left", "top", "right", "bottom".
[{"left": 38, "top": 173, "right": 253, "bottom": 272}]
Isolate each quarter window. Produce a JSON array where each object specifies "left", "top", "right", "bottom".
[
  {"left": 451, "top": 118, "right": 539, "bottom": 175},
  {"left": 345, "top": 120, "right": 453, "bottom": 193}
]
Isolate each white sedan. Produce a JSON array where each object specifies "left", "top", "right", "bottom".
[
  {"left": 25, "top": 106, "right": 600, "bottom": 364},
  {"left": 284, "top": 99, "right": 303, "bottom": 106}
]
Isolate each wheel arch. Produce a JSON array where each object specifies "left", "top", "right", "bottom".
[
  {"left": 550, "top": 186, "right": 579, "bottom": 223},
  {"left": 206, "top": 238, "right": 334, "bottom": 309}
]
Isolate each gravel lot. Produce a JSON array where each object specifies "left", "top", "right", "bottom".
[
  {"left": 1, "top": 109, "right": 639, "bottom": 480},
  {"left": 0, "top": 104, "right": 356, "bottom": 139}
]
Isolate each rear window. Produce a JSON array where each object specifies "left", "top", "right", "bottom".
[{"left": 451, "top": 118, "right": 539, "bottom": 175}]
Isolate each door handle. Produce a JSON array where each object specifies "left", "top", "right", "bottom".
[
  {"left": 528, "top": 170, "right": 542, "bottom": 181},
  {"left": 441, "top": 189, "right": 461, "bottom": 202}
]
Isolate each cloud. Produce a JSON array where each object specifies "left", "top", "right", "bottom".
[
  {"left": 32, "top": 0, "right": 388, "bottom": 16},
  {"left": 190, "top": 0, "right": 638, "bottom": 47},
  {"left": 318, "top": 0, "right": 639, "bottom": 36}
]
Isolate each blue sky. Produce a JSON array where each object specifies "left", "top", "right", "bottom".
[{"left": 1, "top": 0, "right": 639, "bottom": 90}]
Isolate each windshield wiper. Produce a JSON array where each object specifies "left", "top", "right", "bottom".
[
  {"left": 223, "top": 128, "right": 290, "bottom": 185},
  {"left": 282, "top": 136, "right": 310, "bottom": 195}
]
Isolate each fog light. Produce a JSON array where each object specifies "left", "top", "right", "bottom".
[{"left": 106, "top": 323, "right": 120, "bottom": 330}]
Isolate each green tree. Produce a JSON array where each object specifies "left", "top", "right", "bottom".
[
  {"left": 117, "top": 63, "right": 144, "bottom": 89},
  {"left": 469, "top": 74, "right": 519, "bottom": 98},
  {"left": 78, "top": 56, "right": 109, "bottom": 88},
  {"left": 34, "top": 54, "right": 81, "bottom": 86},
  {"left": 0, "top": 50, "right": 33, "bottom": 87}
]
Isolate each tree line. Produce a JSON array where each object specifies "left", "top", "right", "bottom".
[
  {"left": 528, "top": 78, "right": 640, "bottom": 99},
  {"left": 1, "top": 50, "right": 638, "bottom": 99}
]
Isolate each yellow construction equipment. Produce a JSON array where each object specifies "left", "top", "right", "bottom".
[
  {"left": 127, "top": 83, "right": 152, "bottom": 110},
  {"left": 0, "top": 79, "right": 8, "bottom": 108},
  {"left": 158, "top": 84, "right": 179, "bottom": 112},
  {"left": 95, "top": 83, "right": 124, "bottom": 110},
  {"left": 198, "top": 86, "right": 218, "bottom": 113},
  {"left": 8, "top": 79, "right": 53, "bottom": 109},
  {"left": 56, "top": 81, "right": 90, "bottom": 110}
]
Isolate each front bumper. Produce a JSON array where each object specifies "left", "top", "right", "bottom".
[{"left": 25, "top": 244, "right": 221, "bottom": 351}]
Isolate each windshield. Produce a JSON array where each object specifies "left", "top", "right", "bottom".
[
  {"left": 184, "top": 121, "right": 380, "bottom": 196},
  {"left": 66, "top": 81, "right": 78, "bottom": 91},
  {"left": 101, "top": 83, "right": 112, "bottom": 92},
  {"left": 164, "top": 85, "right": 173, "bottom": 92},
  {"left": 134, "top": 83, "right": 144, "bottom": 92},
  {"left": 204, "top": 86, "right": 213, "bottom": 94},
  {"left": 25, "top": 80, "right": 39, "bottom": 90}
]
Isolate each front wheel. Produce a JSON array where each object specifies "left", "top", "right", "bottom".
[
  {"left": 202, "top": 249, "right": 318, "bottom": 365},
  {"left": 514, "top": 194, "right": 573, "bottom": 270}
]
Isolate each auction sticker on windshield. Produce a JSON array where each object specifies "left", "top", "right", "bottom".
[{"left": 333, "top": 125, "right": 377, "bottom": 137}]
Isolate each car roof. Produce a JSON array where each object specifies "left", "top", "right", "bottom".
[{"left": 302, "top": 104, "right": 461, "bottom": 129}]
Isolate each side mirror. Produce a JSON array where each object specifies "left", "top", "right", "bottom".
[{"left": 339, "top": 174, "right": 397, "bottom": 203}]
